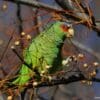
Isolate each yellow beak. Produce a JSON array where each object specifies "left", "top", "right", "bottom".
[{"left": 66, "top": 28, "right": 74, "bottom": 38}]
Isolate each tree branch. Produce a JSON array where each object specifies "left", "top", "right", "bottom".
[
  {"left": 2, "top": 73, "right": 100, "bottom": 92},
  {"left": 5, "top": 0, "right": 100, "bottom": 36},
  {"left": 22, "top": 74, "right": 100, "bottom": 88},
  {"left": 5, "top": 0, "right": 62, "bottom": 12},
  {"left": 4, "top": 0, "right": 92, "bottom": 21},
  {"left": 36, "top": 74, "right": 85, "bottom": 87}
]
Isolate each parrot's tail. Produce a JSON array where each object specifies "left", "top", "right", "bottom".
[{"left": 12, "top": 64, "right": 33, "bottom": 86}]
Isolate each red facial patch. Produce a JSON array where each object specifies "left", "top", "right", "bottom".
[{"left": 60, "top": 24, "right": 69, "bottom": 32}]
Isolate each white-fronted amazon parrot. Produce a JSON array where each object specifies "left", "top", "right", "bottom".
[{"left": 12, "top": 21, "right": 74, "bottom": 89}]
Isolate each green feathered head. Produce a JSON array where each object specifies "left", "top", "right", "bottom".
[{"left": 51, "top": 21, "right": 74, "bottom": 38}]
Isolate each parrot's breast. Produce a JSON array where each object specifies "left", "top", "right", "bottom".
[{"left": 26, "top": 29, "right": 64, "bottom": 74}]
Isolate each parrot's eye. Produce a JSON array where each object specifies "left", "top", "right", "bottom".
[{"left": 60, "top": 24, "right": 70, "bottom": 32}]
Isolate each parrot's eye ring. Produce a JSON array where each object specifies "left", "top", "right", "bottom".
[{"left": 60, "top": 24, "right": 70, "bottom": 32}]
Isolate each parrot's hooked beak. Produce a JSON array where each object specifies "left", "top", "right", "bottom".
[
  {"left": 60, "top": 23, "right": 74, "bottom": 38},
  {"left": 66, "top": 27, "right": 74, "bottom": 38}
]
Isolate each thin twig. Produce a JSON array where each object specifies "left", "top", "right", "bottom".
[
  {"left": 16, "top": 2, "right": 25, "bottom": 49},
  {"left": 12, "top": 48, "right": 33, "bottom": 70},
  {"left": 0, "top": 29, "right": 15, "bottom": 63}
]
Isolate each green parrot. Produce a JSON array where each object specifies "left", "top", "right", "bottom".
[{"left": 12, "top": 21, "right": 74, "bottom": 88}]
